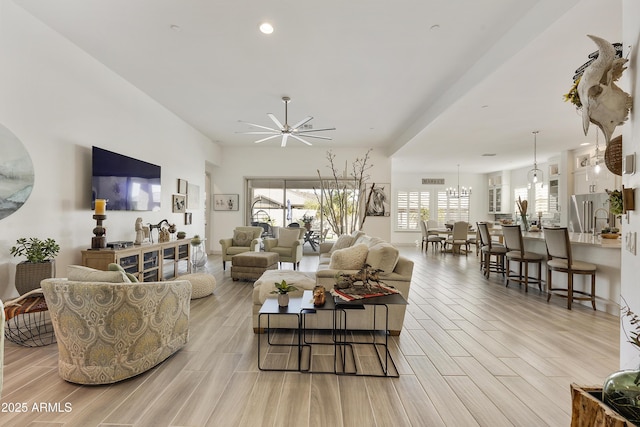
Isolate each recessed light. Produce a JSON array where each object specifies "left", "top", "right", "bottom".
[
  {"left": 580, "top": 142, "right": 590, "bottom": 146},
  {"left": 482, "top": 153, "right": 497, "bottom": 157},
  {"left": 170, "top": 24, "right": 181, "bottom": 32},
  {"left": 430, "top": 24, "right": 440, "bottom": 31},
  {"left": 481, "top": 105, "right": 489, "bottom": 109},
  {"left": 259, "top": 22, "right": 274, "bottom": 35}
]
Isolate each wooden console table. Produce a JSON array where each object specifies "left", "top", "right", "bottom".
[{"left": 81, "top": 239, "right": 191, "bottom": 281}]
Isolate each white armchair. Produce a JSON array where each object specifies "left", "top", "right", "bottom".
[
  {"left": 263, "top": 227, "right": 304, "bottom": 270},
  {"left": 219, "top": 226, "right": 264, "bottom": 270}
]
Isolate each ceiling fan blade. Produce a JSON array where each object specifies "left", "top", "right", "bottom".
[
  {"left": 296, "top": 127, "right": 336, "bottom": 133},
  {"left": 237, "top": 131, "right": 279, "bottom": 135},
  {"left": 290, "top": 134, "right": 312, "bottom": 146},
  {"left": 255, "top": 134, "right": 281, "bottom": 144},
  {"left": 238, "top": 120, "right": 279, "bottom": 132},
  {"left": 295, "top": 134, "right": 332, "bottom": 140},
  {"left": 281, "top": 133, "right": 289, "bottom": 147},
  {"left": 267, "top": 113, "right": 284, "bottom": 130},
  {"left": 291, "top": 116, "right": 313, "bottom": 130}
]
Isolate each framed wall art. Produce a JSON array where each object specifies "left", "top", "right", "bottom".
[
  {"left": 184, "top": 212, "right": 192, "bottom": 225},
  {"left": 187, "top": 183, "right": 200, "bottom": 209},
  {"left": 213, "top": 194, "right": 239, "bottom": 211},
  {"left": 172, "top": 194, "right": 186, "bottom": 213},
  {"left": 365, "top": 183, "right": 390, "bottom": 217},
  {"left": 177, "top": 179, "right": 188, "bottom": 194}
]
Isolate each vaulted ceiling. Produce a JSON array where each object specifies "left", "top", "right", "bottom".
[{"left": 15, "top": 0, "right": 623, "bottom": 173}]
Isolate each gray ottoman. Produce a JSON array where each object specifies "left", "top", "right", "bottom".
[{"left": 231, "top": 251, "right": 279, "bottom": 281}]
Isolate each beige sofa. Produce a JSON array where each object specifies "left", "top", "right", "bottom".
[
  {"left": 252, "top": 231, "right": 413, "bottom": 335},
  {"left": 41, "top": 276, "right": 191, "bottom": 385}
]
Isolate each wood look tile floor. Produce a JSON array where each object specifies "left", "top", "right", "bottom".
[{"left": 1, "top": 246, "right": 619, "bottom": 426}]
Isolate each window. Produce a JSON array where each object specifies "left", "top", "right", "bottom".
[
  {"left": 513, "top": 186, "right": 529, "bottom": 218},
  {"left": 396, "top": 189, "right": 469, "bottom": 230},
  {"left": 396, "top": 191, "right": 430, "bottom": 230},
  {"left": 534, "top": 182, "right": 548, "bottom": 215}
]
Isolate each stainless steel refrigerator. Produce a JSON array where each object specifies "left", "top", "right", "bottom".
[{"left": 569, "top": 193, "right": 611, "bottom": 233}]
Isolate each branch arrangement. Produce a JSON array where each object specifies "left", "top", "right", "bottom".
[{"left": 315, "top": 149, "right": 373, "bottom": 236}]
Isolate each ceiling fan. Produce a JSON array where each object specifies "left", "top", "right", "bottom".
[{"left": 238, "top": 96, "right": 335, "bottom": 147}]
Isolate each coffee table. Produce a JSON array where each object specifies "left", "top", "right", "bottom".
[{"left": 257, "top": 290, "right": 405, "bottom": 377}]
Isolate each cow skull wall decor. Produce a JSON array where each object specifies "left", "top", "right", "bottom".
[{"left": 577, "top": 35, "right": 632, "bottom": 143}]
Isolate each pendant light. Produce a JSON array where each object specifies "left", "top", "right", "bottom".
[
  {"left": 447, "top": 164, "right": 471, "bottom": 198},
  {"left": 593, "top": 129, "right": 604, "bottom": 174},
  {"left": 527, "top": 131, "right": 543, "bottom": 185}
]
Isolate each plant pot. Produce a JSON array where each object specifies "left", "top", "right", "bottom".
[
  {"left": 603, "top": 369, "right": 640, "bottom": 424},
  {"left": 278, "top": 293, "right": 289, "bottom": 307},
  {"left": 15, "top": 260, "right": 55, "bottom": 295}
]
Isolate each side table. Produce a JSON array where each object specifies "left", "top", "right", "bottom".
[
  {"left": 257, "top": 295, "right": 310, "bottom": 372},
  {"left": 332, "top": 292, "right": 407, "bottom": 377}
]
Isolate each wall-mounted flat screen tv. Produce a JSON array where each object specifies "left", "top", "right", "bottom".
[{"left": 92, "top": 146, "right": 161, "bottom": 211}]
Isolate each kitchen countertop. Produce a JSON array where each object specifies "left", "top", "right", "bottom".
[
  {"left": 489, "top": 227, "right": 622, "bottom": 249},
  {"left": 522, "top": 230, "right": 621, "bottom": 248}
]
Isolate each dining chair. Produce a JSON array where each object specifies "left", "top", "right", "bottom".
[
  {"left": 444, "top": 221, "right": 470, "bottom": 255},
  {"left": 477, "top": 222, "right": 506, "bottom": 278},
  {"left": 543, "top": 227, "right": 597, "bottom": 310},
  {"left": 502, "top": 225, "right": 543, "bottom": 292},
  {"left": 420, "top": 220, "right": 444, "bottom": 252}
]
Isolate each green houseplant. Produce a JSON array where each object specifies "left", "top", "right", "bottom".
[
  {"left": 270, "top": 280, "right": 298, "bottom": 307},
  {"left": 10, "top": 237, "right": 60, "bottom": 295}
]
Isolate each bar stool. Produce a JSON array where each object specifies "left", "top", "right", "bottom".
[
  {"left": 477, "top": 222, "right": 506, "bottom": 279},
  {"left": 543, "top": 227, "right": 597, "bottom": 310},
  {"left": 502, "top": 225, "right": 543, "bottom": 292}
]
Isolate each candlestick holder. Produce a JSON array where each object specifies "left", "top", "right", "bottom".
[{"left": 91, "top": 214, "right": 107, "bottom": 249}]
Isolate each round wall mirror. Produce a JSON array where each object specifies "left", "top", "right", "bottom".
[{"left": 0, "top": 123, "right": 34, "bottom": 220}]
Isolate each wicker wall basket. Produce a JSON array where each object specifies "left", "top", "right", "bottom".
[
  {"left": 15, "top": 260, "right": 55, "bottom": 295},
  {"left": 605, "top": 135, "right": 623, "bottom": 176}
]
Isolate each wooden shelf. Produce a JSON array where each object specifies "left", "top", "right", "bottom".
[{"left": 81, "top": 239, "right": 191, "bottom": 281}]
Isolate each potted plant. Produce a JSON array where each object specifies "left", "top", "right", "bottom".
[
  {"left": 176, "top": 231, "right": 186, "bottom": 239},
  {"left": 10, "top": 237, "right": 60, "bottom": 295},
  {"left": 270, "top": 279, "right": 298, "bottom": 307},
  {"left": 301, "top": 214, "right": 315, "bottom": 231}
]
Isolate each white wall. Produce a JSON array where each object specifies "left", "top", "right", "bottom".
[
  {"left": 211, "top": 146, "right": 391, "bottom": 252},
  {"left": 620, "top": 0, "right": 640, "bottom": 369},
  {"left": 0, "top": 0, "right": 221, "bottom": 300}
]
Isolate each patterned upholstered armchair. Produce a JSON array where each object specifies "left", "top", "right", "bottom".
[
  {"left": 41, "top": 278, "right": 191, "bottom": 385},
  {"left": 219, "top": 226, "right": 264, "bottom": 270}
]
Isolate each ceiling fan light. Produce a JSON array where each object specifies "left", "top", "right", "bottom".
[{"left": 259, "top": 22, "right": 274, "bottom": 34}]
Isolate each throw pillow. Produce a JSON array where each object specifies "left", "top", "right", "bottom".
[
  {"left": 278, "top": 227, "right": 301, "bottom": 247},
  {"left": 329, "top": 243, "right": 369, "bottom": 270},
  {"left": 365, "top": 243, "right": 400, "bottom": 276},
  {"left": 329, "top": 234, "right": 354, "bottom": 253},
  {"left": 67, "top": 265, "right": 131, "bottom": 283},
  {"left": 233, "top": 229, "right": 253, "bottom": 247},
  {"left": 108, "top": 263, "right": 139, "bottom": 282}
]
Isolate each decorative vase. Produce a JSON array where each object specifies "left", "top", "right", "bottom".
[
  {"left": 15, "top": 260, "right": 55, "bottom": 295},
  {"left": 603, "top": 369, "right": 640, "bottom": 423},
  {"left": 278, "top": 293, "right": 289, "bottom": 307}
]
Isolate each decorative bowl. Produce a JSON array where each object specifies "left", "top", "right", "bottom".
[{"left": 601, "top": 233, "right": 620, "bottom": 239}]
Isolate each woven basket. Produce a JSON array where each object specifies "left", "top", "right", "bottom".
[
  {"left": 15, "top": 260, "right": 55, "bottom": 295},
  {"left": 605, "top": 135, "right": 622, "bottom": 176}
]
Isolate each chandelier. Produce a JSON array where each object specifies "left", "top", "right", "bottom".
[
  {"left": 527, "top": 131, "right": 544, "bottom": 184},
  {"left": 448, "top": 164, "right": 471, "bottom": 198}
]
